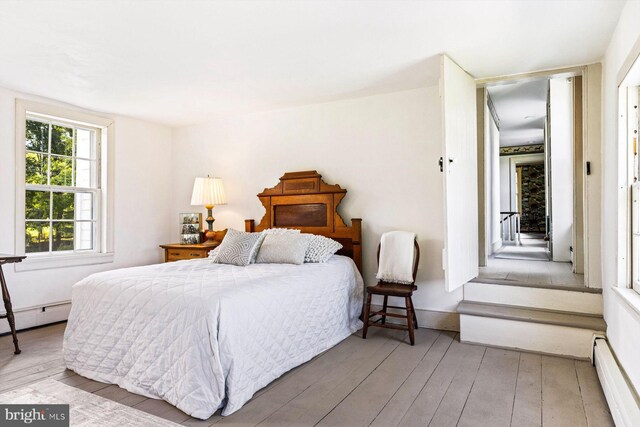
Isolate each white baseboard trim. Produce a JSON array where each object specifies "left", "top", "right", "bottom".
[
  {"left": 369, "top": 304, "right": 459, "bottom": 332},
  {"left": 594, "top": 338, "right": 640, "bottom": 427},
  {"left": 0, "top": 302, "right": 71, "bottom": 334}
]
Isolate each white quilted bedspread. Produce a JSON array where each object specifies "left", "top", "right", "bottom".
[{"left": 63, "top": 256, "right": 363, "bottom": 419}]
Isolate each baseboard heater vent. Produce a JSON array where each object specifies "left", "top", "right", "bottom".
[{"left": 594, "top": 338, "right": 640, "bottom": 427}]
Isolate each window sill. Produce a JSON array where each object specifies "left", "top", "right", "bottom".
[
  {"left": 612, "top": 286, "right": 640, "bottom": 319},
  {"left": 14, "top": 252, "right": 114, "bottom": 272}
]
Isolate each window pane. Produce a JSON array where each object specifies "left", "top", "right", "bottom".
[
  {"left": 25, "top": 221, "right": 50, "bottom": 253},
  {"left": 25, "top": 190, "right": 50, "bottom": 220},
  {"left": 52, "top": 222, "right": 74, "bottom": 251},
  {"left": 52, "top": 192, "right": 74, "bottom": 219},
  {"left": 75, "top": 193, "right": 93, "bottom": 220},
  {"left": 76, "top": 222, "right": 94, "bottom": 250},
  {"left": 26, "top": 120, "right": 49, "bottom": 153},
  {"left": 76, "top": 128, "right": 94, "bottom": 159},
  {"left": 75, "top": 159, "right": 96, "bottom": 188},
  {"left": 50, "top": 155, "right": 73, "bottom": 186},
  {"left": 25, "top": 152, "right": 48, "bottom": 185},
  {"left": 51, "top": 125, "right": 73, "bottom": 156}
]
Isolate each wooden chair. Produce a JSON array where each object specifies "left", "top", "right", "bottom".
[{"left": 362, "top": 239, "right": 420, "bottom": 345}]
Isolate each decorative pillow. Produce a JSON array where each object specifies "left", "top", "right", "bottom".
[
  {"left": 213, "top": 229, "right": 262, "bottom": 266},
  {"left": 207, "top": 246, "right": 220, "bottom": 260},
  {"left": 255, "top": 233, "right": 311, "bottom": 265},
  {"left": 250, "top": 228, "right": 301, "bottom": 263},
  {"left": 262, "top": 228, "right": 301, "bottom": 235},
  {"left": 304, "top": 234, "right": 343, "bottom": 263}
]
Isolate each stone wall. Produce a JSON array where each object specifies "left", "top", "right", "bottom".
[{"left": 519, "top": 163, "right": 546, "bottom": 232}]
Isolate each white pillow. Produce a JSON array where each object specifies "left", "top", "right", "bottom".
[
  {"left": 304, "top": 234, "right": 343, "bottom": 263},
  {"left": 255, "top": 233, "right": 311, "bottom": 265},
  {"left": 213, "top": 229, "right": 263, "bottom": 266}
]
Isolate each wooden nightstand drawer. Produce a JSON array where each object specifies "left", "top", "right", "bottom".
[
  {"left": 160, "top": 243, "right": 219, "bottom": 262},
  {"left": 166, "top": 249, "right": 206, "bottom": 261}
]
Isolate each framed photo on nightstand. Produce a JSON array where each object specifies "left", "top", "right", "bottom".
[{"left": 179, "top": 213, "right": 202, "bottom": 244}]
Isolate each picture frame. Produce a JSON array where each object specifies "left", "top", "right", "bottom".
[
  {"left": 179, "top": 213, "right": 202, "bottom": 244},
  {"left": 180, "top": 233, "right": 200, "bottom": 245}
]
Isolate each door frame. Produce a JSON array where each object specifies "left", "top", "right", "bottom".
[{"left": 475, "top": 64, "right": 600, "bottom": 288}]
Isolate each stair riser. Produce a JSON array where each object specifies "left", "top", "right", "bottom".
[
  {"left": 460, "top": 314, "right": 601, "bottom": 359},
  {"left": 464, "top": 282, "right": 603, "bottom": 315}
]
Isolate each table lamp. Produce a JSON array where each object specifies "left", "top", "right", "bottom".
[{"left": 190, "top": 176, "right": 226, "bottom": 245}]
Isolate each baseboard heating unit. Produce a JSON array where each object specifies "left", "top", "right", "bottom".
[{"left": 594, "top": 338, "right": 640, "bottom": 427}]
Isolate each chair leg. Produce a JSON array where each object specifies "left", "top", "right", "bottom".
[
  {"left": 405, "top": 297, "right": 415, "bottom": 346},
  {"left": 362, "top": 293, "right": 372, "bottom": 339},
  {"left": 411, "top": 296, "right": 418, "bottom": 329},
  {"left": 381, "top": 295, "right": 388, "bottom": 325}
]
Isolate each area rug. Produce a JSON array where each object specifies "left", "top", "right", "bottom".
[{"left": 0, "top": 379, "right": 180, "bottom": 426}]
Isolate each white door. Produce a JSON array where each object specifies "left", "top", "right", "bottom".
[{"left": 441, "top": 55, "right": 479, "bottom": 292}]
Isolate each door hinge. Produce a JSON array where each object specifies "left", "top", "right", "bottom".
[
  {"left": 586, "top": 161, "right": 591, "bottom": 175},
  {"left": 439, "top": 157, "right": 444, "bottom": 172}
]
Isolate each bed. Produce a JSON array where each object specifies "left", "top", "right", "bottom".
[{"left": 62, "top": 171, "right": 364, "bottom": 419}]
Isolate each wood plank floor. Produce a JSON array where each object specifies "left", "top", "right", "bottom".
[
  {"left": 0, "top": 323, "right": 614, "bottom": 427},
  {"left": 479, "top": 258, "right": 585, "bottom": 288}
]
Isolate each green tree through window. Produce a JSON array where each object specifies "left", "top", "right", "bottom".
[{"left": 25, "top": 117, "right": 98, "bottom": 253}]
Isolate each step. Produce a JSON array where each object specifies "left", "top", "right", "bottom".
[
  {"left": 465, "top": 279, "right": 603, "bottom": 315},
  {"left": 458, "top": 301, "right": 606, "bottom": 359},
  {"left": 469, "top": 277, "right": 603, "bottom": 293}
]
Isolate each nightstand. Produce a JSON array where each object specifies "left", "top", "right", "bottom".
[{"left": 160, "top": 242, "right": 219, "bottom": 262}]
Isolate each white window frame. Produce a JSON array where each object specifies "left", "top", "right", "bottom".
[
  {"left": 15, "top": 100, "right": 115, "bottom": 271},
  {"left": 629, "top": 86, "right": 640, "bottom": 294}
]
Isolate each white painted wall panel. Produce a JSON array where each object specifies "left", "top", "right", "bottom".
[
  {"left": 441, "top": 55, "right": 478, "bottom": 292},
  {"left": 549, "top": 78, "right": 574, "bottom": 262}
]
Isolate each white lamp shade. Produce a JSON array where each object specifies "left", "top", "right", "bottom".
[{"left": 191, "top": 177, "right": 227, "bottom": 206}]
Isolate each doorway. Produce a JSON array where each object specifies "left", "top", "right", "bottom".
[{"left": 477, "top": 72, "right": 586, "bottom": 288}]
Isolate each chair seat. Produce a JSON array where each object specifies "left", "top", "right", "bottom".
[{"left": 366, "top": 282, "right": 417, "bottom": 297}]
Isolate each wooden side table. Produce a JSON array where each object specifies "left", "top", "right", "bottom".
[
  {"left": 160, "top": 243, "right": 220, "bottom": 262},
  {"left": 0, "top": 254, "right": 26, "bottom": 355}
]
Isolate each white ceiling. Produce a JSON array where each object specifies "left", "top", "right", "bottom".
[
  {"left": 488, "top": 79, "right": 549, "bottom": 147},
  {"left": 0, "top": 0, "right": 625, "bottom": 127}
]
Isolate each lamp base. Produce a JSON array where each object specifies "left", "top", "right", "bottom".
[{"left": 203, "top": 230, "right": 217, "bottom": 245}]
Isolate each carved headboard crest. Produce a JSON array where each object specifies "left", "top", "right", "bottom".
[{"left": 245, "top": 171, "right": 362, "bottom": 272}]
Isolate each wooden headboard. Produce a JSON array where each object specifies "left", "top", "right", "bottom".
[{"left": 245, "top": 171, "right": 362, "bottom": 272}]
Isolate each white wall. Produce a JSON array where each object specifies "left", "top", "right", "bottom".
[
  {"left": 602, "top": 0, "right": 640, "bottom": 395},
  {"left": 499, "top": 156, "right": 512, "bottom": 213},
  {"left": 171, "top": 87, "right": 463, "bottom": 319},
  {"left": 487, "top": 110, "right": 501, "bottom": 253},
  {"left": 0, "top": 86, "right": 173, "bottom": 331},
  {"left": 549, "top": 78, "right": 574, "bottom": 262}
]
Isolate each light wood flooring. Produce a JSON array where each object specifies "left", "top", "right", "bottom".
[
  {"left": 0, "top": 322, "right": 613, "bottom": 427},
  {"left": 479, "top": 235, "right": 584, "bottom": 288},
  {"left": 479, "top": 258, "right": 585, "bottom": 288}
]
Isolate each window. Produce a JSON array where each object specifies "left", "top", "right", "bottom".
[
  {"left": 15, "top": 100, "right": 114, "bottom": 270},
  {"left": 619, "top": 85, "right": 640, "bottom": 292},
  {"left": 626, "top": 86, "right": 640, "bottom": 293},
  {"left": 25, "top": 116, "right": 100, "bottom": 254}
]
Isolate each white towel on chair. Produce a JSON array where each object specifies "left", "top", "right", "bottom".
[{"left": 375, "top": 231, "right": 417, "bottom": 284}]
